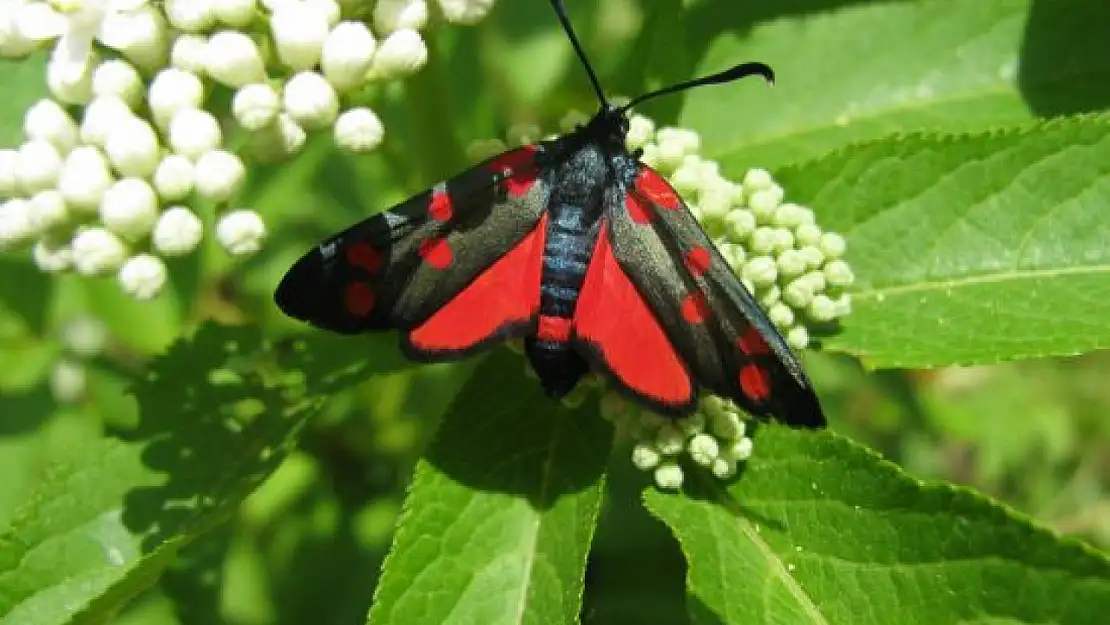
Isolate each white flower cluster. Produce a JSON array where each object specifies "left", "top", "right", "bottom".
[
  {"left": 49, "top": 315, "right": 110, "bottom": 404},
  {"left": 0, "top": 0, "right": 497, "bottom": 299},
  {"left": 491, "top": 112, "right": 854, "bottom": 488}
]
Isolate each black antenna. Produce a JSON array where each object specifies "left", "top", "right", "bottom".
[
  {"left": 550, "top": 0, "right": 608, "bottom": 108},
  {"left": 620, "top": 62, "right": 775, "bottom": 112}
]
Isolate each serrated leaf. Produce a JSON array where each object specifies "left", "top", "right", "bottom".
[
  {"left": 369, "top": 350, "right": 612, "bottom": 625},
  {"left": 0, "top": 324, "right": 379, "bottom": 625},
  {"left": 645, "top": 426, "right": 1110, "bottom": 625},
  {"left": 669, "top": 0, "right": 1110, "bottom": 169},
  {"left": 777, "top": 114, "right": 1110, "bottom": 368}
]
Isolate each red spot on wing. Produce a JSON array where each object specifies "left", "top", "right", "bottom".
[
  {"left": 680, "top": 291, "right": 710, "bottom": 324},
  {"left": 625, "top": 193, "right": 653, "bottom": 224},
  {"left": 575, "top": 223, "right": 693, "bottom": 407},
  {"left": 345, "top": 242, "right": 383, "bottom": 274},
  {"left": 418, "top": 237, "right": 453, "bottom": 269},
  {"left": 537, "top": 315, "right": 572, "bottom": 342},
  {"left": 684, "top": 246, "right": 711, "bottom": 277},
  {"left": 739, "top": 364, "right": 771, "bottom": 402},
  {"left": 428, "top": 189, "right": 453, "bottom": 222},
  {"left": 635, "top": 168, "right": 682, "bottom": 210},
  {"left": 737, "top": 327, "right": 771, "bottom": 356},
  {"left": 485, "top": 146, "right": 539, "bottom": 198},
  {"left": 408, "top": 214, "right": 546, "bottom": 352},
  {"left": 344, "top": 282, "right": 376, "bottom": 316}
]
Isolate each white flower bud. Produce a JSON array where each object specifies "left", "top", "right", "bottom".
[
  {"left": 194, "top": 149, "right": 246, "bottom": 200},
  {"left": 374, "top": 0, "right": 428, "bottom": 33},
  {"left": 24, "top": 98, "right": 79, "bottom": 153},
  {"left": 212, "top": 0, "right": 258, "bottom": 27},
  {"left": 771, "top": 227, "right": 795, "bottom": 255},
  {"left": 58, "top": 146, "right": 114, "bottom": 213},
  {"left": 625, "top": 114, "right": 655, "bottom": 151},
  {"left": 786, "top": 325, "right": 810, "bottom": 351},
  {"left": 687, "top": 433, "right": 719, "bottom": 467},
  {"left": 321, "top": 21, "right": 376, "bottom": 91},
  {"left": 215, "top": 208, "right": 266, "bottom": 255},
  {"left": 742, "top": 256, "right": 777, "bottom": 288},
  {"left": 748, "top": 227, "right": 777, "bottom": 256},
  {"left": 92, "top": 59, "right": 143, "bottom": 107},
  {"left": 370, "top": 29, "right": 427, "bottom": 78},
  {"left": 152, "top": 205, "right": 203, "bottom": 256},
  {"left": 833, "top": 293, "right": 852, "bottom": 318},
  {"left": 283, "top": 71, "right": 339, "bottom": 129},
  {"left": 51, "top": 360, "right": 86, "bottom": 404},
  {"left": 823, "top": 259, "right": 854, "bottom": 288},
  {"left": 334, "top": 107, "right": 384, "bottom": 153},
  {"left": 768, "top": 302, "right": 795, "bottom": 329},
  {"left": 794, "top": 222, "right": 822, "bottom": 247},
  {"left": 742, "top": 168, "right": 774, "bottom": 192},
  {"left": 0, "top": 198, "right": 35, "bottom": 249},
  {"left": 232, "top": 83, "right": 280, "bottom": 130},
  {"left": 782, "top": 278, "right": 814, "bottom": 309},
  {"left": 80, "top": 95, "right": 134, "bottom": 146},
  {"left": 104, "top": 116, "right": 161, "bottom": 178},
  {"left": 438, "top": 0, "right": 496, "bottom": 24},
  {"left": 709, "top": 410, "right": 744, "bottom": 441},
  {"left": 653, "top": 462, "right": 684, "bottom": 490},
  {"left": 29, "top": 189, "right": 69, "bottom": 231},
  {"left": 100, "top": 178, "right": 159, "bottom": 241},
  {"left": 165, "top": 0, "right": 216, "bottom": 32},
  {"left": 799, "top": 245, "right": 825, "bottom": 271},
  {"left": 0, "top": 150, "right": 19, "bottom": 197},
  {"left": 204, "top": 30, "right": 267, "bottom": 87},
  {"left": 722, "top": 437, "right": 754, "bottom": 462},
  {"left": 33, "top": 238, "right": 73, "bottom": 272},
  {"left": 748, "top": 185, "right": 784, "bottom": 223},
  {"left": 16, "top": 140, "right": 63, "bottom": 193},
  {"left": 100, "top": 6, "right": 169, "bottom": 71},
  {"left": 148, "top": 68, "right": 205, "bottom": 127},
  {"left": 807, "top": 294, "right": 837, "bottom": 323},
  {"left": 153, "top": 154, "right": 195, "bottom": 201},
  {"left": 655, "top": 423, "right": 685, "bottom": 456},
  {"left": 711, "top": 458, "right": 737, "bottom": 480},
  {"left": 270, "top": 2, "right": 329, "bottom": 70},
  {"left": 170, "top": 33, "right": 209, "bottom": 74},
  {"left": 118, "top": 253, "right": 167, "bottom": 299},
  {"left": 776, "top": 249, "right": 808, "bottom": 280},
  {"left": 169, "top": 108, "right": 223, "bottom": 159},
  {"left": 47, "top": 53, "right": 95, "bottom": 104},
  {"left": 72, "top": 226, "right": 127, "bottom": 275},
  {"left": 631, "top": 443, "right": 661, "bottom": 471},
  {"left": 758, "top": 283, "right": 780, "bottom": 309},
  {"left": 819, "top": 232, "right": 847, "bottom": 259}
]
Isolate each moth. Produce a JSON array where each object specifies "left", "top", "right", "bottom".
[{"left": 275, "top": 0, "right": 826, "bottom": 428}]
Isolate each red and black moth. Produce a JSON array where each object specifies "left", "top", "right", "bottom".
[{"left": 275, "top": 0, "right": 826, "bottom": 428}]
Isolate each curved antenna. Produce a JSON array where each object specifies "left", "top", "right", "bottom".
[
  {"left": 620, "top": 62, "right": 775, "bottom": 112},
  {"left": 550, "top": 0, "right": 608, "bottom": 108}
]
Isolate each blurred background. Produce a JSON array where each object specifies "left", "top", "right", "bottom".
[{"left": 1, "top": 1, "right": 1107, "bottom": 624}]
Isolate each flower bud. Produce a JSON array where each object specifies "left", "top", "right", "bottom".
[
  {"left": 232, "top": 83, "right": 280, "bottom": 130},
  {"left": 215, "top": 208, "right": 266, "bottom": 255},
  {"left": 153, "top": 154, "right": 195, "bottom": 201},
  {"left": 370, "top": 28, "right": 427, "bottom": 78},
  {"left": 334, "top": 107, "right": 384, "bottom": 153},
  {"left": 0, "top": 198, "right": 35, "bottom": 250},
  {"left": 72, "top": 227, "right": 127, "bottom": 275},
  {"left": 165, "top": 0, "right": 216, "bottom": 32},
  {"left": 205, "top": 30, "right": 267, "bottom": 87},
  {"left": 270, "top": 2, "right": 329, "bottom": 70},
  {"left": 91, "top": 59, "right": 143, "bottom": 107},
  {"left": 29, "top": 190, "right": 69, "bottom": 232},
  {"left": 152, "top": 206, "right": 204, "bottom": 256},
  {"left": 283, "top": 71, "right": 339, "bottom": 129},
  {"left": 374, "top": 0, "right": 428, "bottom": 33},
  {"left": 58, "top": 146, "right": 114, "bottom": 213},
  {"left": 100, "top": 178, "right": 159, "bottom": 241},
  {"left": 118, "top": 253, "right": 168, "bottom": 299},
  {"left": 653, "top": 463, "right": 684, "bottom": 490},
  {"left": 16, "top": 140, "right": 63, "bottom": 193},
  {"left": 212, "top": 0, "right": 258, "bottom": 27},
  {"left": 33, "top": 238, "right": 73, "bottom": 272},
  {"left": 169, "top": 108, "right": 223, "bottom": 159},
  {"left": 80, "top": 95, "right": 134, "bottom": 146},
  {"left": 104, "top": 116, "right": 161, "bottom": 178},
  {"left": 24, "top": 98, "right": 79, "bottom": 153},
  {"left": 631, "top": 443, "right": 661, "bottom": 471},
  {"left": 170, "top": 33, "right": 209, "bottom": 74},
  {"left": 148, "top": 68, "right": 205, "bottom": 127},
  {"left": 194, "top": 150, "right": 246, "bottom": 200},
  {"left": 321, "top": 21, "right": 376, "bottom": 91}
]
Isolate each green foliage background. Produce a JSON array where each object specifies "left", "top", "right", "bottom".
[{"left": 1, "top": 0, "right": 1109, "bottom": 624}]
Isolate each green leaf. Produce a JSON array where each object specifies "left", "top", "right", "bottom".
[
  {"left": 670, "top": 0, "right": 1110, "bottom": 170},
  {"left": 0, "top": 324, "right": 377, "bottom": 625},
  {"left": 777, "top": 115, "right": 1110, "bottom": 369},
  {"left": 369, "top": 349, "right": 613, "bottom": 625},
  {"left": 645, "top": 426, "right": 1110, "bottom": 625}
]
